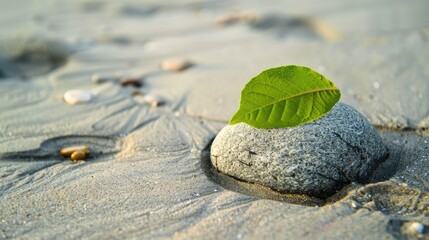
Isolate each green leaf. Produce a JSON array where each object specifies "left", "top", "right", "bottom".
[{"left": 229, "top": 65, "right": 341, "bottom": 129}]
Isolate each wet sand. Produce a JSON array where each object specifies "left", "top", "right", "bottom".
[{"left": 0, "top": 0, "right": 428, "bottom": 239}]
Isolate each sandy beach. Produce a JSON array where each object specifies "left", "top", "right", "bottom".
[{"left": 1, "top": 0, "right": 428, "bottom": 239}]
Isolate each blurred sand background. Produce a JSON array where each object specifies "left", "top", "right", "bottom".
[{"left": 0, "top": 0, "right": 428, "bottom": 239}]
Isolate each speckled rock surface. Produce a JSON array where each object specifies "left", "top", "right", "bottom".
[{"left": 210, "top": 103, "right": 389, "bottom": 198}]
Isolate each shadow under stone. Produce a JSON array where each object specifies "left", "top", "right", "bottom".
[{"left": 371, "top": 130, "right": 429, "bottom": 192}]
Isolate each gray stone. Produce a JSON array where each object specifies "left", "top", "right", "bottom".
[{"left": 210, "top": 103, "right": 389, "bottom": 198}]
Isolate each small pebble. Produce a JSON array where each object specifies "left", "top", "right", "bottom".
[
  {"left": 161, "top": 58, "right": 193, "bottom": 72},
  {"left": 60, "top": 145, "right": 90, "bottom": 157},
  {"left": 70, "top": 150, "right": 86, "bottom": 161},
  {"left": 64, "top": 89, "right": 92, "bottom": 105},
  {"left": 408, "top": 222, "right": 425, "bottom": 234},
  {"left": 215, "top": 12, "right": 258, "bottom": 26},
  {"left": 133, "top": 94, "right": 165, "bottom": 107},
  {"left": 350, "top": 200, "right": 362, "bottom": 209},
  {"left": 91, "top": 74, "right": 111, "bottom": 84},
  {"left": 373, "top": 82, "right": 380, "bottom": 89},
  {"left": 144, "top": 94, "right": 165, "bottom": 107},
  {"left": 120, "top": 77, "right": 143, "bottom": 88}
]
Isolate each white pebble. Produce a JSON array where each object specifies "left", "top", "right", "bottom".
[
  {"left": 161, "top": 58, "right": 192, "bottom": 72},
  {"left": 350, "top": 200, "right": 361, "bottom": 209},
  {"left": 91, "top": 74, "right": 109, "bottom": 84},
  {"left": 64, "top": 89, "right": 92, "bottom": 105},
  {"left": 373, "top": 82, "right": 380, "bottom": 89},
  {"left": 144, "top": 94, "right": 164, "bottom": 107},
  {"left": 133, "top": 94, "right": 165, "bottom": 107},
  {"left": 408, "top": 222, "right": 425, "bottom": 234}
]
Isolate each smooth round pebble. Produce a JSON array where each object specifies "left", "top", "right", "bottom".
[
  {"left": 91, "top": 74, "right": 108, "bottom": 84},
  {"left": 64, "top": 89, "right": 92, "bottom": 105},
  {"left": 408, "top": 222, "right": 425, "bottom": 234},
  {"left": 161, "top": 58, "right": 192, "bottom": 72},
  {"left": 210, "top": 103, "right": 389, "bottom": 198},
  {"left": 133, "top": 94, "right": 165, "bottom": 107},
  {"left": 60, "top": 145, "right": 90, "bottom": 157},
  {"left": 70, "top": 150, "right": 86, "bottom": 161}
]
